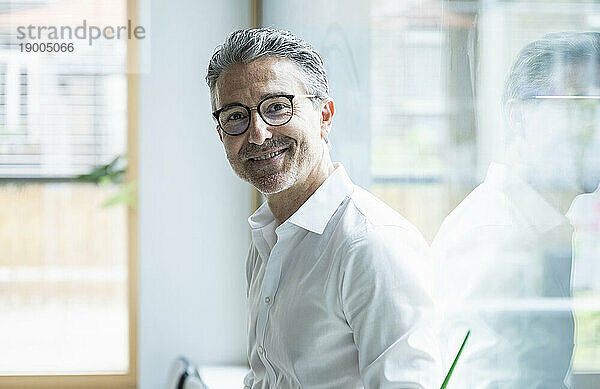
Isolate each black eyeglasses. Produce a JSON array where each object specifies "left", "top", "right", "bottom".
[{"left": 212, "top": 94, "right": 316, "bottom": 136}]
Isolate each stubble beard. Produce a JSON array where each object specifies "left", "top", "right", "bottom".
[{"left": 228, "top": 137, "right": 311, "bottom": 195}]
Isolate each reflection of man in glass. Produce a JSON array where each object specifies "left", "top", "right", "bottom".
[
  {"left": 433, "top": 32, "right": 600, "bottom": 388},
  {"left": 206, "top": 28, "right": 439, "bottom": 388}
]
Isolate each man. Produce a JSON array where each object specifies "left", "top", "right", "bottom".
[
  {"left": 432, "top": 32, "right": 600, "bottom": 388},
  {"left": 206, "top": 28, "right": 439, "bottom": 388}
]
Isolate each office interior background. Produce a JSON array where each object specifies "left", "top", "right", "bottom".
[{"left": 0, "top": 0, "right": 599, "bottom": 388}]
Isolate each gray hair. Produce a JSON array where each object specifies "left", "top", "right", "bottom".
[
  {"left": 206, "top": 28, "right": 329, "bottom": 109},
  {"left": 502, "top": 32, "right": 600, "bottom": 111}
]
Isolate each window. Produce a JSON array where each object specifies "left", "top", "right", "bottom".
[
  {"left": 370, "top": 0, "right": 600, "bottom": 386},
  {"left": 0, "top": 0, "right": 137, "bottom": 387},
  {"left": 262, "top": 0, "right": 600, "bottom": 387}
]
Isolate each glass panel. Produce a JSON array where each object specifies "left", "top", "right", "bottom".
[
  {"left": 0, "top": 0, "right": 129, "bottom": 375},
  {"left": 371, "top": 0, "right": 600, "bottom": 383}
]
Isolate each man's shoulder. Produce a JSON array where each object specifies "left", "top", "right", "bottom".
[
  {"left": 432, "top": 181, "right": 514, "bottom": 247},
  {"left": 348, "top": 186, "right": 420, "bottom": 231},
  {"left": 333, "top": 186, "right": 433, "bottom": 291},
  {"left": 334, "top": 185, "right": 427, "bottom": 249}
]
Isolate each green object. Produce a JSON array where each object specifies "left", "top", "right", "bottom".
[
  {"left": 101, "top": 182, "right": 137, "bottom": 209},
  {"left": 440, "top": 330, "right": 470, "bottom": 389},
  {"left": 75, "top": 155, "right": 125, "bottom": 184},
  {"left": 75, "top": 155, "right": 137, "bottom": 209}
]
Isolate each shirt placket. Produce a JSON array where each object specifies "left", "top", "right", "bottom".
[{"left": 255, "top": 226, "right": 293, "bottom": 385}]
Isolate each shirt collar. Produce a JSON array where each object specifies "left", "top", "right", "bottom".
[
  {"left": 247, "top": 163, "right": 354, "bottom": 235},
  {"left": 248, "top": 200, "right": 274, "bottom": 231},
  {"left": 484, "top": 162, "right": 568, "bottom": 232}
]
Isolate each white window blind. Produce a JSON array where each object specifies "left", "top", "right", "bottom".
[{"left": 0, "top": 0, "right": 127, "bottom": 180}]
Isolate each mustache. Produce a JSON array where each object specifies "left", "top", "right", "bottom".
[{"left": 239, "top": 136, "right": 294, "bottom": 158}]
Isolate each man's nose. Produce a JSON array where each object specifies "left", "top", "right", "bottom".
[{"left": 247, "top": 109, "right": 272, "bottom": 145}]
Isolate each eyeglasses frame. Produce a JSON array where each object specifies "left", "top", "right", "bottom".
[{"left": 212, "top": 94, "right": 317, "bottom": 136}]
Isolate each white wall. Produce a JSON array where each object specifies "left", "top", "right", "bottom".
[{"left": 138, "top": 1, "right": 251, "bottom": 388}]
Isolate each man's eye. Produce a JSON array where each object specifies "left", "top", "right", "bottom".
[
  {"left": 267, "top": 103, "right": 285, "bottom": 112},
  {"left": 227, "top": 112, "right": 246, "bottom": 122}
]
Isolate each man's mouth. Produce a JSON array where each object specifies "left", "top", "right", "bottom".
[{"left": 248, "top": 148, "right": 288, "bottom": 162}]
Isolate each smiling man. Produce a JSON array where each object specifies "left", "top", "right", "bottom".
[{"left": 206, "top": 28, "right": 439, "bottom": 389}]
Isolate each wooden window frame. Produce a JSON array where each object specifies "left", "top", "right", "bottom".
[{"left": 0, "top": 0, "right": 139, "bottom": 387}]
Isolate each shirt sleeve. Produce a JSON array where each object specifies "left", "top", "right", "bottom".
[
  {"left": 244, "top": 244, "right": 258, "bottom": 387},
  {"left": 243, "top": 369, "right": 254, "bottom": 388},
  {"left": 340, "top": 225, "right": 442, "bottom": 389},
  {"left": 245, "top": 243, "right": 258, "bottom": 298}
]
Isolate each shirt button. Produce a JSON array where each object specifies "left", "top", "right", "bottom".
[
  {"left": 264, "top": 296, "right": 271, "bottom": 304},
  {"left": 257, "top": 345, "right": 264, "bottom": 354}
]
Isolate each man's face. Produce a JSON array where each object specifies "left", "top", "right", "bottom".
[
  {"left": 518, "top": 97, "right": 600, "bottom": 192},
  {"left": 214, "top": 57, "right": 328, "bottom": 194}
]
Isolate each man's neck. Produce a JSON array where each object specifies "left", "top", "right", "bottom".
[
  {"left": 503, "top": 159, "right": 580, "bottom": 215},
  {"left": 267, "top": 151, "right": 335, "bottom": 226}
]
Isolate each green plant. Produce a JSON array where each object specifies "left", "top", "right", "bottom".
[{"left": 76, "top": 155, "right": 137, "bottom": 209}]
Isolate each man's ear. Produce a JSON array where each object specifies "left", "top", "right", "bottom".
[
  {"left": 320, "top": 98, "right": 335, "bottom": 139},
  {"left": 506, "top": 98, "right": 525, "bottom": 138},
  {"left": 216, "top": 126, "right": 223, "bottom": 142}
]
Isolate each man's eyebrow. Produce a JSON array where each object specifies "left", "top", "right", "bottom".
[
  {"left": 219, "top": 91, "right": 290, "bottom": 110},
  {"left": 259, "top": 91, "right": 288, "bottom": 100},
  {"left": 218, "top": 101, "right": 244, "bottom": 111}
]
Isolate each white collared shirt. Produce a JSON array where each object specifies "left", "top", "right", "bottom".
[
  {"left": 567, "top": 189, "right": 600, "bottom": 291},
  {"left": 432, "top": 162, "right": 574, "bottom": 389},
  {"left": 243, "top": 164, "right": 440, "bottom": 389}
]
